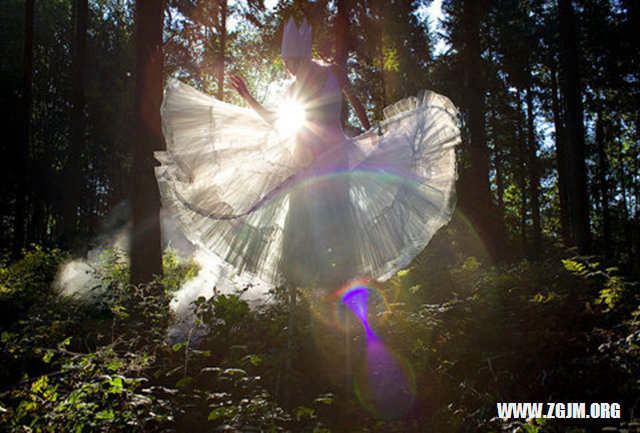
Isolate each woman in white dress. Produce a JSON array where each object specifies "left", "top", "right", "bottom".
[{"left": 155, "top": 18, "right": 459, "bottom": 291}]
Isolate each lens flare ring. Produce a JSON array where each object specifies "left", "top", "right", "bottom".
[{"left": 337, "top": 281, "right": 417, "bottom": 419}]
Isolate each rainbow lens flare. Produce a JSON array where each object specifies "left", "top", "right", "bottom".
[{"left": 338, "top": 281, "right": 417, "bottom": 419}]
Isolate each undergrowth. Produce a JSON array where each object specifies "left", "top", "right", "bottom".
[{"left": 0, "top": 244, "right": 638, "bottom": 432}]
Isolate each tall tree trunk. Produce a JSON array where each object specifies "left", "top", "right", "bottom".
[
  {"left": 494, "top": 152, "right": 505, "bottom": 224},
  {"left": 619, "top": 178, "right": 633, "bottom": 266},
  {"left": 550, "top": 63, "right": 572, "bottom": 245},
  {"left": 459, "top": 0, "right": 497, "bottom": 260},
  {"left": 335, "top": 0, "right": 349, "bottom": 125},
  {"left": 595, "top": 109, "right": 611, "bottom": 256},
  {"left": 378, "top": 27, "right": 386, "bottom": 113},
  {"left": 631, "top": 134, "right": 640, "bottom": 272},
  {"left": 489, "top": 107, "right": 505, "bottom": 224},
  {"left": 130, "top": 0, "right": 164, "bottom": 285},
  {"left": 284, "top": 286, "right": 297, "bottom": 408},
  {"left": 525, "top": 84, "right": 541, "bottom": 252},
  {"left": 12, "top": 0, "right": 35, "bottom": 258},
  {"left": 621, "top": 0, "right": 639, "bottom": 54},
  {"left": 216, "top": 0, "right": 227, "bottom": 101},
  {"left": 558, "top": 0, "right": 591, "bottom": 253},
  {"left": 27, "top": 157, "right": 46, "bottom": 244},
  {"left": 14, "top": 0, "right": 35, "bottom": 258},
  {"left": 107, "top": 13, "right": 130, "bottom": 210},
  {"left": 62, "top": 0, "right": 88, "bottom": 247},
  {"left": 516, "top": 90, "right": 528, "bottom": 253},
  {"left": 613, "top": 142, "right": 635, "bottom": 267}
]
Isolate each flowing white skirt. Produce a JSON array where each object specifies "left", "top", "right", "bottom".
[{"left": 155, "top": 79, "right": 459, "bottom": 289}]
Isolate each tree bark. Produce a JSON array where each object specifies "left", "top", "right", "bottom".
[
  {"left": 378, "top": 27, "right": 386, "bottom": 111},
  {"left": 14, "top": 0, "right": 36, "bottom": 258},
  {"left": 516, "top": 90, "right": 528, "bottom": 253},
  {"left": 621, "top": 0, "right": 639, "bottom": 51},
  {"left": 489, "top": 107, "right": 505, "bottom": 224},
  {"left": 634, "top": 144, "right": 640, "bottom": 273},
  {"left": 558, "top": 0, "right": 591, "bottom": 253},
  {"left": 459, "top": 0, "right": 497, "bottom": 260},
  {"left": 216, "top": 0, "right": 227, "bottom": 101},
  {"left": 107, "top": 10, "right": 131, "bottom": 211},
  {"left": 62, "top": 0, "right": 89, "bottom": 247},
  {"left": 525, "top": 84, "right": 541, "bottom": 252},
  {"left": 550, "top": 63, "right": 572, "bottom": 246},
  {"left": 595, "top": 110, "right": 611, "bottom": 256},
  {"left": 130, "top": 0, "right": 164, "bottom": 285},
  {"left": 335, "top": 0, "right": 349, "bottom": 125},
  {"left": 619, "top": 173, "right": 633, "bottom": 266},
  {"left": 284, "top": 286, "right": 298, "bottom": 407}
]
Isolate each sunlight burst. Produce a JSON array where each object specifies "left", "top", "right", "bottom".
[{"left": 276, "top": 99, "right": 306, "bottom": 137}]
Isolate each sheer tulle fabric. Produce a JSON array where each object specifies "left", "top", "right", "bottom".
[{"left": 155, "top": 79, "right": 459, "bottom": 288}]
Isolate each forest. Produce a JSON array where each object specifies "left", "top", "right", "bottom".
[{"left": 0, "top": 0, "right": 639, "bottom": 431}]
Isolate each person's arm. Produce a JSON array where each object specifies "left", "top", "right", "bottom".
[
  {"left": 330, "top": 64, "right": 371, "bottom": 131},
  {"left": 229, "top": 74, "right": 277, "bottom": 124}
]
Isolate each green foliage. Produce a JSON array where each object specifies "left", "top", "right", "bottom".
[
  {"left": 0, "top": 246, "right": 331, "bottom": 432},
  {"left": 562, "top": 257, "right": 633, "bottom": 312},
  {"left": 1, "top": 243, "right": 640, "bottom": 432},
  {"left": 93, "top": 248, "right": 130, "bottom": 288},
  {"left": 0, "top": 245, "right": 68, "bottom": 309},
  {"left": 91, "top": 246, "right": 200, "bottom": 293},
  {"left": 0, "top": 246, "right": 178, "bottom": 431},
  {"left": 370, "top": 248, "right": 640, "bottom": 431},
  {"left": 0, "top": 246, "right": 83, "bottom": 387},
  {"left": 5, "top": 346, "right": 173, "bottom": 432},
  {"left": 158, "top": 247, "right": 200, "bottom": 292}
]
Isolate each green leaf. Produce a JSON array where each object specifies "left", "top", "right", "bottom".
[
  {"left": 106, "top": 376, "right": 124, "bottom": 394},
  {"left": 208, "top": 407, "right": 227, "bottom": 421},
  {"left": 201, "top": 367, "right": 222, "bottom": 375},
  {"left": 31, "top": 375, "right": 49, "bottom": 393},
  {"left": 96, "top": 409, "right": 115, "bottom": 420},
  {"left": 241, "top": 354, "right": 262, "bottom": 366},
  {"left": 208, "top": 406, "right": 236, "bottom": 421},
  {"left": 58, "top": 337, "right": 71, "bottom": 349},
  {"left": 172, "top": 341, "right": 188, "bottom": 352},
  {"left": 314, "top": 393, "right": 334, "bottom": 405},
  {"left": 296, "top": 406, "right": 315, "bottom": 420},
  {"left": 105, "top": 359, "right": 125, "bottom": 371},
  {"left": 409, "top": 284, "right": 421, "bottom": 294},
  {"left": 42, "top": 350, "right": 54, "bottom": 363},
  {"left": 68, "top": 390, "right": 81, "bottom": 405},
  {"left": 222, "top": 368, "right": 247, "bottom": 377},
  {"left": 176, "top": 376, "right": 193, "bottom": 388}
]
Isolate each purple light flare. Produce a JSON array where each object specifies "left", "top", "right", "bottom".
[{"left": 340, "top": 283, "right": 416, "bottom": 419}]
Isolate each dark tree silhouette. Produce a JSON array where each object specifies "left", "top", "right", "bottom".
[
  {"left": 549, "top": 61, "right": 572, "bottom": 246},
  {"left": 335, "top": 0, "right": 349, "bottom": 125},
  {"left": 62, "top": 0, "right": 88, "bottom": 247},
  {"left": 525, "top": 84, "right": 541, "bottom": 252},
  {"left": 13, "top": 0, "right": 35, "bottom": 258},
  {"left": 558, "top": 0, "right": 591, "bottom": 253},
  {"left": 516, "top": 89, "right": 528, "bottom": 251},
  {"left": 595, "top": 109, "right": 611, "bottom": 256},
  {"left": 459, "top": 0, "right": 498, "bottom": 259},
  {"left": 215, "top": 0, "right": 228, "bottom": 101},
  {"left": 130, "top": 0, "right": 164, "bottom": 284}
]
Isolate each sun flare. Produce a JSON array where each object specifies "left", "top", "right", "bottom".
[{"left": 276, "top": 99, "right": 306, "bottom": 136}]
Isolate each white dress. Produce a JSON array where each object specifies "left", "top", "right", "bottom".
[{"left": 155, "top": 67, "right": 459, "bottom": 289}]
